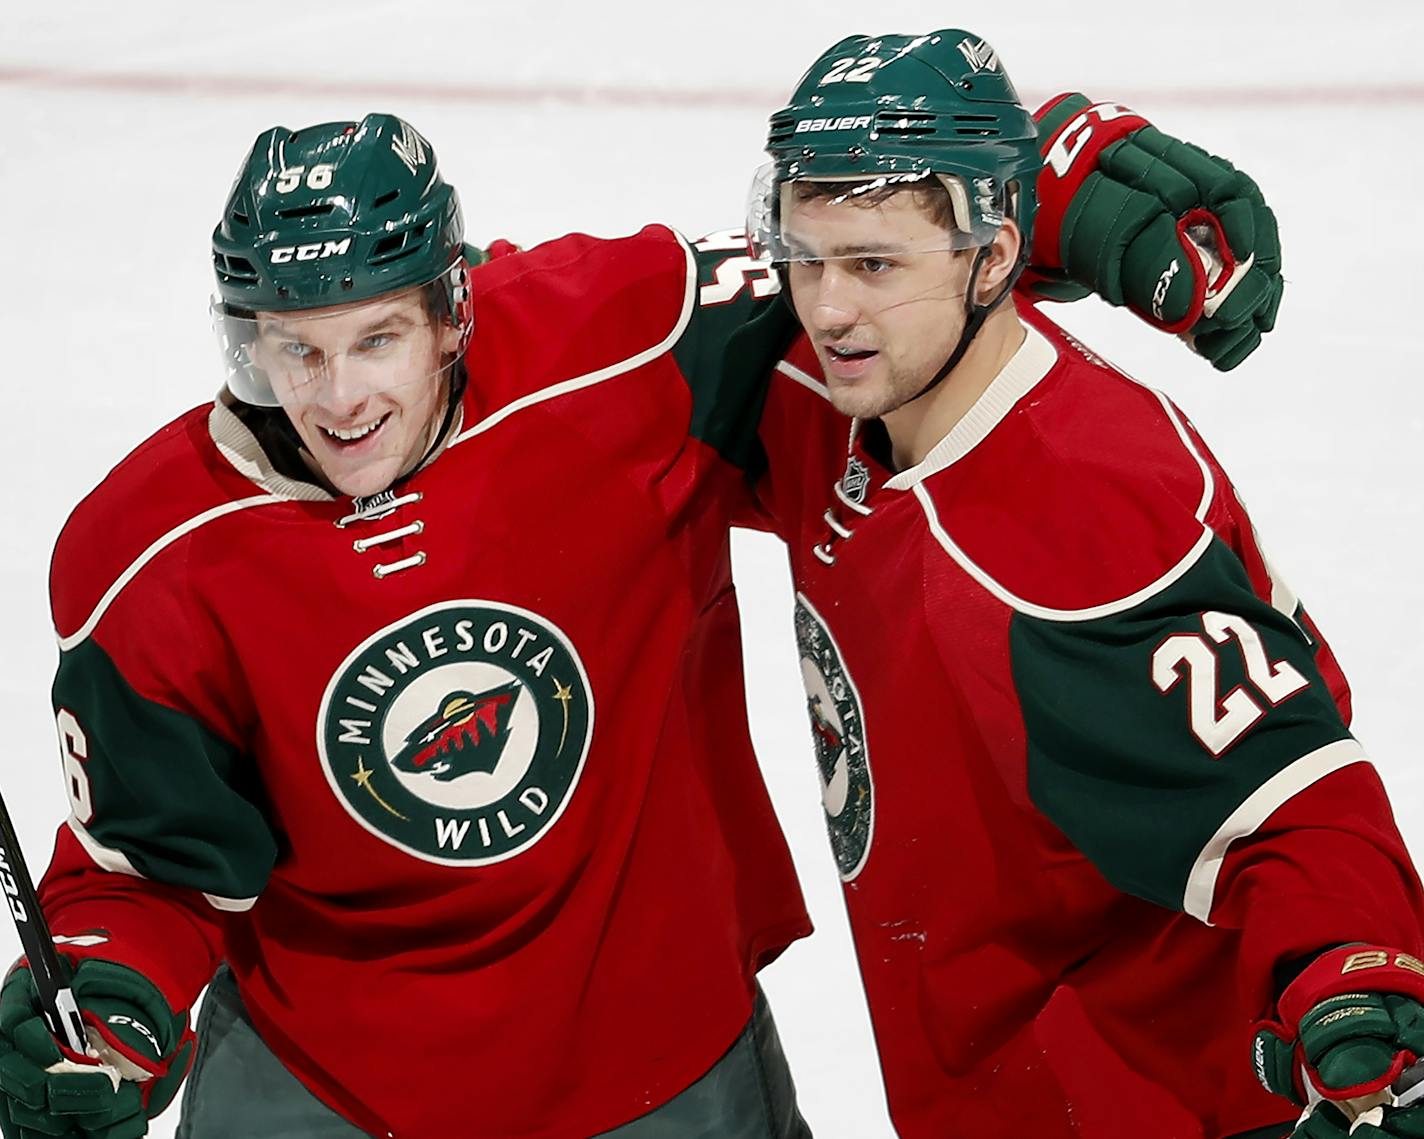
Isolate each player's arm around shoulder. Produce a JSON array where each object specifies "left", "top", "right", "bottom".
[
  {"left": 1022, "top": 92, "right": 1285, "bottom": 371},
  {"left": 472, "top": 223, "right": 802, "bottom": 486}
]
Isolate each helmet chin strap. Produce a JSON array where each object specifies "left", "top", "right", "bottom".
[
  {"left": 903, "top": 242, "right": 1027, "bottom": 407},
  {"left": 397, "top": 357, "right": 467, "bottom": 486}
]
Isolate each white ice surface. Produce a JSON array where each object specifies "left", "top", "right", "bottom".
[{"left": 3, "top": 3, "right": 1423, "bottom": 1135}]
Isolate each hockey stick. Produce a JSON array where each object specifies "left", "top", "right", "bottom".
[
  {"left": 1335, "top": 1062, "right": 1424, "bottom": 1125},
  {"left": 0, "top": 788, "right": 86, "bottom": 1053}
]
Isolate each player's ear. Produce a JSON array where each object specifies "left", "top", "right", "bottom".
[
  {"left": 438, "top": 316, "right": 464, "bottom": 355},
  {"left": 975, "top": 219, "right": 1023, "bottom": 303}
]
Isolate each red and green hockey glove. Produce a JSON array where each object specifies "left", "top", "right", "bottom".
[
  {"left": 0, "top": 957, "right": 193, "bottom": 1138},
  {"left": 1025, "top": 92, "right": 1284, "bottom": 371},
  {"left": 1255, "top": 947, "right": 1424, "bottom": 1113}
]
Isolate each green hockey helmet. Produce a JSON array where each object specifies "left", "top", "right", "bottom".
[
  {"left": 749, "top": 30, "right": 1041, "bottom": 262},
  {"left": 213, "top": 113, "right": 463, "bottom": 310},
  {"left": 211, "top": 114, "right": 472, "bottom": 407}
]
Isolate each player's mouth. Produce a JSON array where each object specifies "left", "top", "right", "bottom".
[
  {"left": 822, "top": 342, "right": 879, "bottom": 381},
  {"left": 318, "top": 412, "right": 392, "bottom": 453}
]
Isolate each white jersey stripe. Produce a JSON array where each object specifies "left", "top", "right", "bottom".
[
  {"left": 910, "top": 354, "right": 1220, "bottom": 622},
  {"left": 774, "top": 359, "right": 830, "bottom": 399},
  {"left": 66, "top": 815, "right": 259, "bottom": 913},
  {"left": 915, "top": 484, "right": 1217, "bottom": 623},
  {"left": 66, "top": 815, "right": 141, "bottom": 877},
  {"left": 1184, "top": 738, "right": 1369, "bottom": 923},
  {"left": 1149, "top": 387, "right": 1216, "bottom": 521},
  {"left": 450, "top": 234, "right": 699, "bottom": 447},
  {"left": 57, "top": 495, "right": 286, "bottom": 651}
]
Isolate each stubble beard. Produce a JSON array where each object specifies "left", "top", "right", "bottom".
[{"left": 823, "top": 353, "right": 930, "bottom": 424}]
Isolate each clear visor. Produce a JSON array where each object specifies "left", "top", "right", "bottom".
[
  {"left": 746, "top": 162, "right": 993, "bottom": 265},
  {"left": 212, "top": 274, "right": 470, "bottom": 408}
]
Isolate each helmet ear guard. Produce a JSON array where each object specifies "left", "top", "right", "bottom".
[{"left": 937, "top": 173, "right": 1019, "bottom": 251}]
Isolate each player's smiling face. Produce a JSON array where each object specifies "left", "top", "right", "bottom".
[
  {"left": 254, "top": 287, "right": 463, "bottom": 498},
  {"left": 786, "top": 189, "right": 973, "bottom": 421}
]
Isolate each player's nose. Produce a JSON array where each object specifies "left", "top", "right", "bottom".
[
  {"left": 805, "top": 271, "right": 862, "bottom": 334},
  {"left": 313, "top": 354, "right": 372, "bottom": 415}
]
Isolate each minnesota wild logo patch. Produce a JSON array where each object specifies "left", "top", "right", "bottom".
[
  {"left": 794, "top": 592, "right": 874, "bottom": 880},
  {"left": 318, "top": 601, "right": 594, "bottom": 865}
]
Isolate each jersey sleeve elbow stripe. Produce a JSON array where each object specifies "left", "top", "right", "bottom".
[
  {"left": 1185, "top": 738, "right": 1369, "bottom": 923},
  {"left": 448, "top": 236, "right": 697, "bottom": 448},
  {"left": 65, "top": 816, "right": 259, "bottom": 913},
  {"left": 55, "top": 494, "right": 286, "bottom": 651}
]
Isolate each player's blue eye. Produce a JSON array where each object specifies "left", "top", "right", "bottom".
[
  {"left": 857, "top": 257, "right": 893, "bottom": 275},
  {"left": 357, "top": 333, "right": 394, "bottom": 352},
  {"left": 279, "top": 341, "right": 318, "bottom": 360}
]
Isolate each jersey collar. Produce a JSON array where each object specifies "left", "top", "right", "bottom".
[{"left": 873, "top": 320, "right": 1057, "bottom": 492}]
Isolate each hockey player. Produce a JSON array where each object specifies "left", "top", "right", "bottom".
[
  {"left": 0, "top": 96, "right": 1290, "bottom": 1137},
  {"left": 747, "top": 30, "right": 1424, "bottom": 1139},
  {"left": 0, "top": 115, "right": 814, "bottom": 1139}
]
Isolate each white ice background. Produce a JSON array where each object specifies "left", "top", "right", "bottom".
[{"left": 3, "top": 2, "right": 1423, "bottom": 1135}]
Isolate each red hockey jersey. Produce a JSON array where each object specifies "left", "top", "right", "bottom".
[
  {"left": 754, "top": 302, "right": 1424, "bottom": 1138},
  {"left": 41, "top": 226, "right": 809, "bottom": 1138}
]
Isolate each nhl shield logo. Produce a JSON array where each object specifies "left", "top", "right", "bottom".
[
  {"left": 840, "top": 457, "right": 871, "bottom": 507},
  {"left": 794, "top": 592, "right": 874, "bottom": 880},
  {"left": 318, "top": 600, "right": 594, "bottom": 865}
]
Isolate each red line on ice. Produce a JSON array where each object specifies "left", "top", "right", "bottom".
[{"left": 2, "top": 66, "right": 1423, "bottom": 110}]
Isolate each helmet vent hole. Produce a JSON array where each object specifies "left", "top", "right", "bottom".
[
  {"left": 214, "top": 254, "right": 259, "bottom": 284},
  {"left": 274, "top": 202, "right": 337, "bottom": 219},
  {"left": 768, "top": 114, "right": 796, "bottom": 145},
  {"left": 872, "top": 111, "right": 937, "bottom": 138},
  {"left": 368, "top": 221, "right": 431, "bottom": 266},
  {"left": 230, "top": 209, "right": 250, "bottom": 227},
  {"left": 372, "top": 189, "right": 401, "bottom": 208},
  {"left": 952, "top": 113, "right": 1000, "bottom": 138},
  {"left": 952, "top": 117, "right": 1001, "bottom": 137}
]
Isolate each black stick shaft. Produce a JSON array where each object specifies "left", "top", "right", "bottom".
[{"left": 0, "top": 790, "right": 86, "bottom": 1053}]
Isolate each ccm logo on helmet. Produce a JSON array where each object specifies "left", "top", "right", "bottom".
[
  {"left": 269, "top": 238, "right": 353, "bottom": 264},
  {"left": 795, "top": 115, "right": 873, "bottom": 134}
]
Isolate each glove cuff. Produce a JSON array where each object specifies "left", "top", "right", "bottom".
[
  {"left": 69, "top": 957, "right": 195, "bottom": 1117},
  {"left": 1031, "top": 93, "right": 1149, "bottom": 273},
  {"left": 1280, "top": 947, "right": 1424, "bottom": 1026}
]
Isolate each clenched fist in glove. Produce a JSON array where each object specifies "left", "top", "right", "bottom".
[
  {"left": 1256, "top": 946, "right": 1424, "bottom": 1137},
  {"left": 0, "top": 958, "right": 193, "bottom": 1139},
  {"left": 1025, "top": 92, "right": 1284, "bottom": 371}
]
